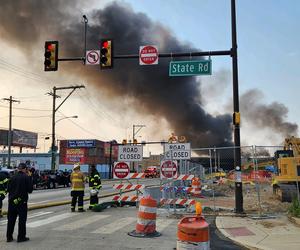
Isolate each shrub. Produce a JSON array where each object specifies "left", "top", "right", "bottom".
[{"left": 288, "top": 198, "right": 300, "bottom": 218}]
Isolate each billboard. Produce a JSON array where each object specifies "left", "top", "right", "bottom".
[
  {"left": 64, "top": 148, "right": 86, "bottom": 164},
  {"left": 0, "top": 129, "right": 38, "bottom": 148}
]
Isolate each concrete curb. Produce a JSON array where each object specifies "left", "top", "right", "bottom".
[
  {"left": 215, "top": 216, "right": 261, "bottom": 250},
  {"left": 1, "top": 190, "right": 132, "bottom": 215}
]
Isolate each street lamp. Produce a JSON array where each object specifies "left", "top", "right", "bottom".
[{"left": 51, "top": 115, "right": 78, "bottom": 170}]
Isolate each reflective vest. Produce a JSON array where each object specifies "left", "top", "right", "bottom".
[
  {"left": 0, "top": 174, "right": 9, "bottom": 199},
  {"left": 70, "top": 171, "right": 85, "bottom": 191},
  {"left": 89, "top": 173, "right": 102, "bottom": 190}
]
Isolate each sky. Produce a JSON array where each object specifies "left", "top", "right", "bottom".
[{"left": 0, "top": 0, "right": 299, "bottom": 154}]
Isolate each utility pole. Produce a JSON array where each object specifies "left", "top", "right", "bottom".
[
  {"left": 3, "top": 96, "right": 20, "bottom": 168},
  {"left": 47, "top": 85, "right": 85, "bottom": 171},
  {"left": 231, "top": 0, "right": 243, "bottom": 213}
]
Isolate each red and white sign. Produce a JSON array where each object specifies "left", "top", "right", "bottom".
[
  {"left": 139, "top": 45, "right": 158, "bottom": 65},
  {"left": 86, "top": 50, "right": 100, "bottom": 65},
  {"left": 113, "top": 162, "right": 130, "bottom": 179},
  {"left": 160, "top": 160, "right": 178, "bottom": 179}
]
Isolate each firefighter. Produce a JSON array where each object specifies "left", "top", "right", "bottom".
[
  {"left": 0, "top": 169, "right": 9, "bottom": 218},
  {"left": 70, "top": 164, "right": 85, "bottom": 212},
  {"left": 89, "top": 165, "right": 102, "bottom": 210}
]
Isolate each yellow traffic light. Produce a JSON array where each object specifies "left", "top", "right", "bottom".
[
  {"left": 233, "top": 112, "right": 240, "bottom": 125},
  {"left": 44, "top": 41, "right": 58, "bottom": 71},
  {"left": 100, "top": 39, "right": 113, "bottom": 69}
]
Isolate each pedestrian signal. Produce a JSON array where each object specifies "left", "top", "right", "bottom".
[
  {"left": 100, "top": 39, "right": 113, "bottom": 69},
  {"left": 44, "top": 41, "right": 58, "bottom": 71}
]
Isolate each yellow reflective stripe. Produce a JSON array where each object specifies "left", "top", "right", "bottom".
[
  {"left": 72, "top": 188, "right": 84, "bottom": 191},
  {"left": 0, "top": 178, "right": 9, "bottom": 184}
]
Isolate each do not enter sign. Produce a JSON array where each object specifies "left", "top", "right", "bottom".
[
  {"left": 160, "top": 160, "right": 178, "bottom": 179},
  {"left": 139, "top": 45, "right": 158, "bottom": 65},
  {"left": 113, "top": 162, "right": 130, "bottom": 179}
]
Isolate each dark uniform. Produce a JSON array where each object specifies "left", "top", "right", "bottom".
[
  {"left": 6, "top": 163, "right": 33, "bottom": 243},
  {"left": 89, "top": 166, "right": 102, "bottom": 209},
  {"left": 0, "top": 170, "right": 9, "bottom": 217}
]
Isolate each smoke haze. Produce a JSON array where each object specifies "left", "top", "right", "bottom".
[{"left": 0, "top": 1, "right": 297, "bottom": 147}]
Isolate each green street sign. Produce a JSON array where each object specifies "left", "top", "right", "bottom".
[{"left": 169, "top": 60, "right": 212, "bottom": 76}]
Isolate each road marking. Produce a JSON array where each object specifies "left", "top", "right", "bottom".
[
  {"left": 54, "top": 214, "right": 110, "bottom": 231},
  {"left": 27, "top": 213, "right": 77, "bottom": 228},
  {"left": 156, "top": 219, "right": 174, "bottom": 232},
  {"left": 92, "top": 217, "right": 136, "bottom": 234},
  {"left": 0, "top": 211, "right": 54, "bottom": 226}
]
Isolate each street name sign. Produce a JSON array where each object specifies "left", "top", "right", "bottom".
[
  {"left": 160, "top": 160, "right": 178, "bottom": 179},
  {"left": 169, "top": 60, "right": 211, "bottom": 76},
  {"left": 164, "top": 143, "right": 191, "bottom": 160},
  {"left": 113, "top": 162, "right": 130, "bottom": 179},
  {"left": 118, "top": 145, "right": 143, "bottom": 162},
  {"left": 139, "top": 45, "right": 158, "bottom": 65}
]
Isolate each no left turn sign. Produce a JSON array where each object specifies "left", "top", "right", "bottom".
[
  {"left": 86, "top": 50, "right": 100, "bottom": 65},
  {"left": 139, "top": 45, "right": 158, "bottom": 65}
]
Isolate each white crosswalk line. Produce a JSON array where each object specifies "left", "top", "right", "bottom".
[
  {"left": 92, "top": 217, "right": 136, "bottom": 234},
  {"left": 27, "top": 213, "right": 78, "bottom": 228},
  {"left": 156, "top": 219, "right": 175, "bottom": 232},
  {"left": 0, "top": 211, "right": 54, "bottom": 226},
  {"left": 54, "top": 214, "right": 110, "bottom": 231}
]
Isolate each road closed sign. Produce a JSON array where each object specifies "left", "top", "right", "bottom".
[
  {"left": 139, "top": 45, "right": 158, "bottom": 65},
  {"left": 164, "top": 143, "right": 191, "bottom": 160},
  {"left": 113, "top": 162, "right": 130, "bottom": 179},
  {"left": 160, "top": 160, "right": 178, "bottom": 179},
  {"left": 118, "top": 145, "right": 143, "bottom": 162}
]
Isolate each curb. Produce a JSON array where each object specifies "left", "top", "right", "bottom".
[
  {"left": 215, "top": 216, "right": 265, "bottom": 250},
  {"left": 1, "top": 190, "right": 132, "bottom": 216}
]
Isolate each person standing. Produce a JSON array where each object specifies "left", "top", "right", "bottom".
[
  {"left": 6, "top": 163, "right": 33, "bottom": 243},
  {"left": 0, "top": 169, "right": 9, "bottom": 218},
  {"left": 89, "top": 165, "right": 102, "bottom": 210},
  {"left": 70, "top": 164, "right": 85, "bottom": 212}
]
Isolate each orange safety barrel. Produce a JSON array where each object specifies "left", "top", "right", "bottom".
[
  {"left": 191, "top": 178, "right": 202, "bottom": 197},
  {"left": 136, "top": 196, "right": 157, "bottom": 234},
  {"left": 128, "top": 195, "right": 161, "bottom": 238},
  {"left": 177, "top": 216, "right": 210, "bottom": 250}
]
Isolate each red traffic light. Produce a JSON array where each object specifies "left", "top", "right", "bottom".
[
  {"left": 102, "top": 41, "right": 109, "bottom": 48},
  {"left": 44, "top": 41, "right": 58, "bottom": 71}
]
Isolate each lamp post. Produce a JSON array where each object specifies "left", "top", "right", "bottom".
[{"left": 51, "top": 115, "right": 78, "bottom": 170}]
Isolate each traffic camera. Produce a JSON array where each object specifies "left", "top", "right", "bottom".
[
  {"left": 100, "top": 39, "right": 113, "bottom": 69},
  {"left": 44, "top": 41, "right": 58, "bottom": 71}
]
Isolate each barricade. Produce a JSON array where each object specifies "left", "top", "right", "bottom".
[
  {"left": 177, "top": 202, "right": 210, "bottom": 250},
  {"left": 128, "top": 195, "right": 161, "bottom": 237},
  {"left": 191, "top": 177, "right": 202, "bottom": 197}
]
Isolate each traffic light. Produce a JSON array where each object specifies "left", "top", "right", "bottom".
[
  {"left": 233, "top": 112, "right": 240, "bottom": 125},
  {"left": 100, "top": 39, "right": 113, "bottom": 69},
  {"left": 44, "top": 41, "right": 58, "bottom": 71},
  {"left": 133, "top": 139, "right": 138, "bottom": 144},
  {"left": 122, "top": 139, "right": 127, "bottom": 145}
]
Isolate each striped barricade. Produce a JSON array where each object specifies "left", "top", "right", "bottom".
[
  {"left": 160, "top": 198, "right": 196, "bottom": 206},
  {"left": 128, "top": 173, "right": 146, "bottom": 179},
  {"left": 113, "top": 184, "right": 145, "bottom": 190},
  {"left": 112, "top": 195, "right": 139, "bottom": 202},
  {"left": 176, "top": 174, "right": 195, "bottom": 180}
]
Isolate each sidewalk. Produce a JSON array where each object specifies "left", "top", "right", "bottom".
[{"left": 216, "top": 214, "right": 300, "bottom": 250}]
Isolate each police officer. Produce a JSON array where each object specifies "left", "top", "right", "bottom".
[
  {"left": 70, "top": 164, "right": 85, "bottom": 212},
  {"left": 0, "top": 169, "right": 9, "bottom": 218},
  {"left": 6, "top": 163, "right": 33, "bottom": 243},
  {"left": 89, "top": 165, "right": 102, "bottom": 209}
]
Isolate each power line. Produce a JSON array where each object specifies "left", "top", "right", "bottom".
[{"left": 0, "top": 104, "right": 51, "bottom": 112}]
